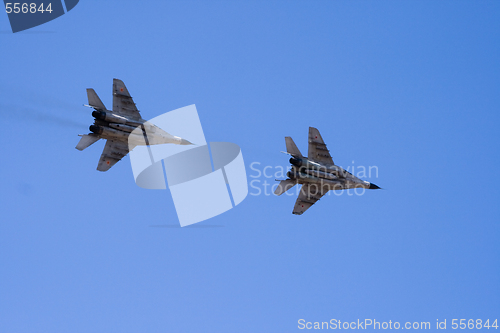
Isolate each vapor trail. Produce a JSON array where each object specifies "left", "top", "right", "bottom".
[{"left": 0, "top": 103, "right": 86, "bottom": 129}]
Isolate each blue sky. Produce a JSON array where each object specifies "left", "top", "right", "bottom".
[{"left": 0, "top": 1, "right": 499, "bottom": 332}]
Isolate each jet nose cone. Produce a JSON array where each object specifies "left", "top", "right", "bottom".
[
  {"left": 369, "top": 183, "right": 381, "bottom": 189},
  {"left": 180, "top": 139, "right": 193, "bottom": 145}
]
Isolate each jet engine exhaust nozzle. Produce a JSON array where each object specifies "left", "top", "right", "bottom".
[
  {"left": 89, "top": 125, "right": 103, "bottom": 135},
  {"left": 289, "top": 157, "right": 302, "bottom": 167},
  {"left": 92, "top": 110, "right": 106, "bottom": 120}
]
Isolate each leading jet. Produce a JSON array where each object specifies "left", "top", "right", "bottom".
[
  {"left": 275, "top": 127, "right": 380, "bottom": 215},
  {"left": 76, "top": 79, "right": 192, "bottom": 171}
]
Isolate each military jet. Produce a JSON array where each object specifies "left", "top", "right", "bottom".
[
  {"left": 76, "top": 79, "right": 192, "bottom": 171},
  {"left": 275, "top": 127, "right": 380, "bottom": 215}
]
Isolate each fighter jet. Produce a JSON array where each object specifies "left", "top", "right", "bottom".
[
  {"left": 275, "top": 127, "right": 380, "bottom": 215},
  {"left": 76, "top": 79, "right": 192, "bottom": 171}
]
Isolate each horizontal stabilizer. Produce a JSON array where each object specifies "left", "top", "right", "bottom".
[
  {"left": 76, "top": 134, "right": 100, "bottom": 151},
  {"left": 87, "top": 88, "right": 107, "bottom": 111},
  {"left": 75, "top": 133, "right": 100, "bottom": 150},
  {"left": 285, "top": 137, "right": 302, "bottom": 157},
  {"left": 274, "top": 179, "right": 297, "bottom": 196}
]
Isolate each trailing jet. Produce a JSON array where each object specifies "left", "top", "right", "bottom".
[
  {"left": 76, "top": 79, "right": 192, "bottom": 171},
  {"left": 275, "top": 127, "right": 380, "bottom": 215}
]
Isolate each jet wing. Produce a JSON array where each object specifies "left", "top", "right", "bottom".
[
  {"left": 112, "top": 79, "right": 142, "bottom": 120},
  {"left": 308, "top": 127, "right": 334, "bottom": 165},
  {"left": 97, "top": 139, "right": 130, "bottom": 171},
  {"left": 292, "top": 183, "right": 329, "bottom": 215}
]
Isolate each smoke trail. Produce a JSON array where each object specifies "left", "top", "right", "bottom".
[
  {"left": 0, "top": 83, "right": 90, "bottom": 114},
  {"left": 0, "top": 103, "right": 86, "bottom": 129}
]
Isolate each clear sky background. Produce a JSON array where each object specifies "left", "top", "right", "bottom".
[{"left": 0, "top": 1, "right": 499, "bottom": 332}]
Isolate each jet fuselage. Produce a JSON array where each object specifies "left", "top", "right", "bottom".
[
  {"left": 275, "top": 127, "right": 380, "bottom": 215},
  {"left": 89, "top": 110, "right": 191, "bottom": 146},
  {"left": 76, "top": 78, "right": 193, "bottom": 171},
  {"left": 287, "top": 156, "right": 379, "bottom": 191}
]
